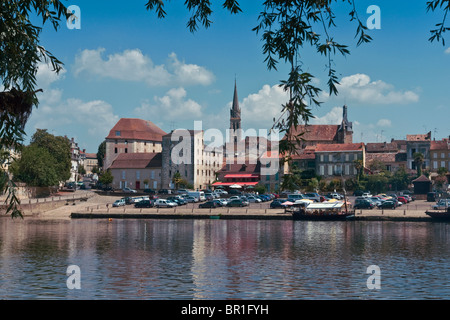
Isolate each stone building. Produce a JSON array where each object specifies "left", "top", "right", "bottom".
[
  {"left": 314, "top": 142, "right": 365, "bottom": 180},
  {"left": 430, "top": 137, "right": 450, "bottom": 172},
  {"left": 406, "top": 132, "right": 432, "bottom": 172},
  {"left": 161, "top": 129, "right": 223, "bottom": 190},
  {"left": 104, "top": 118, "right": 166, "bottom": 170},
  {"left": 109, "top": 152, "right": 162, "bottom": 191}
]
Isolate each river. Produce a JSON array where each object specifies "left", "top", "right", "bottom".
[{"left": 1, "top": 217, "right": 450, "bottom": 300}]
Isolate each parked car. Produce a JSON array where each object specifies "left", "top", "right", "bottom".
[
  {"left": 184, "top": 196, "right": 198, "bottom": 203},
  {"left": 228, "top": 196, "right": 241, "bottom": 201},
  {"left": 167, "top": 196, "right": 187, "bottom": 205},
  {"left": 177, "top": 189, "right": 189, "bottom": 195},
  {"left": 154, "top": 199, "right": 177, "bottom": 208},
  {"left": 354, "top": 200, "right": 374, "bottom": 209},
  {"left": 199, "top": 201, "right": 218, "bottom": 208},
  {"left": 135, "top": 200, "right": 153, "bottom": 208},
  {"left": 432, "top": 199, "right": 450, "bottom": 210},
  {"left": 204, "top": 193, "right": 214, "bottom": 200},
  {"left": 304, "top": 193, "right": 321, "bottom": 202},
  {"left": 158, "top": 189, "right": 172, "bottom": 194},
  {"left": 112, "top": 199, "right": 126, "bottom": 207},
  {"left": 213, "top": 199, "right": 226, "bottom": 207},
  {"left": 226, "top": 199, "right": 248, "bottom": 207},
  {"left": 397, "top": 196, "right": 408, "bottom": 204},
  {"left": 143, "top": 189, "right": 156, "bottom": 194},
  {"left": 122, "top": 187, "right": 137, "bottom": 193},
  {"left": 270, "top": 199, "right": 289, "bottom": 209},
  {"left": 247, "top": 196, "right": 262, "bottom": 203},
  {"left": 379, "top": 200, "right": 397, "bottom": 209}
]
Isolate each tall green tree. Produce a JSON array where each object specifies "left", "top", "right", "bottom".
[
  {"left": 413, "top": 152, "right": 425, "bottom": 177},
  {"left": 97, "top": 140, "right": 106, "bottom": 170},
  {"left": 30, "top": 129, "right": 71, "bottom": 182},
  {"left": 10, "top": 145, "right": 60, "bottom": 187},
  {"left": 10, "top": 130, "right": 71, "bottom": 188},
  {"left": 1, "top": 0, "right": 68, "bottom": 217}
]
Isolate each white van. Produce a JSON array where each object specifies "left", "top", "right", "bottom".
[{"left": 188, "top": 191, "right": 206, "bottom": 202}]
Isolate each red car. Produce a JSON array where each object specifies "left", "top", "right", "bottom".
[{"left": 397, "top": 196, "right": 408, "bottom": 204}]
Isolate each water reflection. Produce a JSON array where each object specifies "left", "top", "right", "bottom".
[{"left": 1, "top": 217, "right": 450, "bottom": 299}]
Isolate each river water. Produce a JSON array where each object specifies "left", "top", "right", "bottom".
[{"left": 1, "top": 217, "right": 450, "bottom": 300}]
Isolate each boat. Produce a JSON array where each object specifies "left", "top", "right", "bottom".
[
  {"left": 289, "top": 201, "right": 355, "bottom": 221},
  {"left": 425, "top": 206, "right": 450, "bottom": 221}
]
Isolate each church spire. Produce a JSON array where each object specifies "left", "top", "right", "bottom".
[
  {"left": 229, "top": 79, "right": 242, "bottom": 143},
  {"left": 231, "top": 79, "right": 240, "bottom": 118}
]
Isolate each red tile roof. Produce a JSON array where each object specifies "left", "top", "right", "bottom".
[
  {"left": 430, "top": 139, "right": 449, "bottom": 151},
  {"left": 286, "top": 125, "right": 339, "bottom": 142},
  {"left": 109, "top": 152, "right": 162, "bottom": 169},
  {"left": 314, "top": 143, "right": 364, "bottom": 152},
  {"left": 106, "top": 118, "right": 166, "bottom": 141},
  {"left": 406, "top": 133, "right": 431, "bottom": 141}
]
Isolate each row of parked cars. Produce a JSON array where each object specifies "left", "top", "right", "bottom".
[
  {"left": 354, "top": 193, "right": 415, "bottom": 210},
  {"left": 199, "top": 194, "right": 277, "bottom": 208}
]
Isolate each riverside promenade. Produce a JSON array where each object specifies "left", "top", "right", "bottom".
[{"left": 3, "top": 190, "right": 438, "bottom": 222}]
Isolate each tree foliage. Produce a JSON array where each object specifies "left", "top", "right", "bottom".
[
  {"left": 10, "top": 129, "right": 71, "bottom": 188},
  {"left": 97, "top": 140, "right": 106, "bottom": 169},
  {"left": 1, "top": 0, "right": 68, "bottom": 218}
]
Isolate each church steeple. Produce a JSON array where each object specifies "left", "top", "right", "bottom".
[
  {"left": 229, "top": 79, "right": 242, "bottom": 143},
  {"left": 338, "top": 105, "right": 353, "bottom": 143}
]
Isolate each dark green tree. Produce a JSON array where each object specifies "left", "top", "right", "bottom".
[
  {"left": 97, "top": 140, "right": 106, "bottom": 169},
  {"left": 99, "top": 170, "right": 114, "bottom": 186},
  {"left": 413, "top": 152, "right": 425, "bottom": 177},
  {"left": 1, "top": 0, "right": 68, "bottom": 217},
  {"left": 10, "top": 144, "right": 60, "bottom": 187}
]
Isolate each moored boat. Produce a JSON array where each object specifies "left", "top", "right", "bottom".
[
  {"left": 425, "top": 207, "right": 450, "bottom": 221},
  {"left": 290, "top": 201, "right": 355, "bottom": 221}
]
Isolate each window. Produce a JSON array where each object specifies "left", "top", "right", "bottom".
[
  {"left": 136, "top": 171, "right": 140, "bottom": 179},
  {"left": 125, "top": 148, "right": 128, "bottom": 153},
  {"left": 122, "top": 171, "right": 126, "bottom": 179},
  {"left": 433, "top": 153, "right": 437, "bottom": 159},
  {"left": 114, "top": 147, "right": 118, "bottom": 154},
  {"left": 319, "top": 165, "right": 324, "bottom": 175},
  {"left": 115, "top": 131, "right": 121, "bottom": 136},
  {"left": 433, "top": 161, "right": 438, "bottom": 169},
  {"left": 442, "top": 153, "right": 445, "bottom": 159},
  {"left": 151, "top": 171, "right": 155, "bottom": 179},
  {"left": 328, "top": 165, "right": 333, "bottom": 176},
  {"left": 441, "top": 161, "right": 445, "bottom": 168}
]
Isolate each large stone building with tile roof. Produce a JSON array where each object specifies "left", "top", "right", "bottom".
[{"left": 104, "top": 118, "right": 167, "bottom": 170}]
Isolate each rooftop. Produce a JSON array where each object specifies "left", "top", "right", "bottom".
[
  {"left": 314, "top": 142, "right": 364, "bottom": 152},
  {"left": 109, "top": 152, "right": 162, "bottom": 169},
  {"left": 106, "top": 118, "right": 167, "bottom": 141}
]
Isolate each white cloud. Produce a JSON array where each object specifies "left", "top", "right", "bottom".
[
  {"left": 322, "top": 73, "right": 419, "bottom": 105},
  {"left": 29, "top": 97, "right": 119, "bottom": 139},
  {"left": 134, "top": 87, "right": 204, "bottom": 123},
  {"left": 376, "top": 119, "right": 392, "bottom": 127},
  {"left": 310, "top": 106, "right": 343, "bottom": 125},
  {"left": 36, "top": 62, "right": 66, "bottom": 89},
  {"left": 240, "top": 84, "right": 290, "bottom": 130},
  {"left": 73, "top": 48, "right": 214, "bottom": 87},
  {"left": 445, "top": 47, "right": 450, "bottom": 54}
]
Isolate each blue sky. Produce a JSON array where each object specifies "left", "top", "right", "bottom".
[{"left": 25, "top": 0, "right": 450, "bottom": 152}]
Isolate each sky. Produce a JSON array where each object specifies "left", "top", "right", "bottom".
[{"left": 24, "top": 0, "right": 450, "bottom": 153}]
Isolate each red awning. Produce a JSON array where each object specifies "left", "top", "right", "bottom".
[
  {"left": 212, "top": 181, "right": 259, "bottom": 186},
  {"left": 224, "top": 174, "right": 260, "bottom": 178}
]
